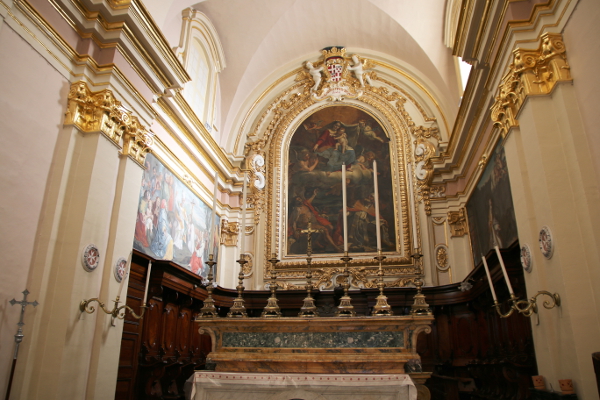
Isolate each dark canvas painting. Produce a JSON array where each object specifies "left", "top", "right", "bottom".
[
  {"left": 466, "top": 143, "right": 518, "bottom": 265},
  {"left": 133, "top": 153, "right": 219, "bottom": 278},
  {"left": 287, "top": 105, "right": 397, "bottom": 255}
]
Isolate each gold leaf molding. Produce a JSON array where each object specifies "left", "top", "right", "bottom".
[
  {"left": 64, "top": 81, "right": 153, "bottom": 166},
  {"left": 491, "top": 33, "right": 571, "bottom": 138}
]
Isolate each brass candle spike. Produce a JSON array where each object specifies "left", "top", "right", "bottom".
[
  {"left": 227, "top": 255, "right": 248, "bottom": 317},
  {"left": 372, "top": 250, "right": 393, "bottom": 316},
  {"left": 199, "top": 254, "right": 219, "bottom": 318},
  {"left": 262, "top": 253, "right": 282, "bottom": 318},
  {"left": 335, "top": 251, "right": 356, "bottom": 317}
]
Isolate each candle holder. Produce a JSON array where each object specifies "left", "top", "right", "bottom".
[
  {"left": 372, "top": 250, "right": 393, "bottom": 316},
  {"left": 335, "top": 252, "right": 356, "bottom": 317},
  {"left": 199, "top": 254, "right": 219, "bottom": 318},
  {"left": 410, "top": 251, "right": 431, "bottom": 316},
  {"left": 262, "top": 254, "right": 282, "bottom": 318},
  {"left": 227, "top": 256, "right": 248, "bottom": 317},
  {"left": 494, "top": 291, "right": 561, "bottom": 318},
  {"left": 299, "top": 223, "right": 319, "bottom": 317},
  {"left": 80, "top": 296, "right": 147, "bottom": 326}
]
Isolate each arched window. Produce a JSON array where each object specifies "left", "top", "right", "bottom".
[{"left": 174, "top": 8, "right": 226, "bottom": 134}]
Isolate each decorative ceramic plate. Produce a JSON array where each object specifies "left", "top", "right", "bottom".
[
  {"left": 538, "top": 226, "right": 554, "bottom": 259},
  {"left": 82, "top": 244, "right": 100, "bottom": 272},
  {"left": 114, "top": 257, "right": 128, "bottom": 282},
  {"left": 520, "top": 244, "right": 532, "bottom": 273}
]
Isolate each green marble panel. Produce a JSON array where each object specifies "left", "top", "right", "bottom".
[{"left": 222, "top": 331, "right": 404, "bottom": 348}]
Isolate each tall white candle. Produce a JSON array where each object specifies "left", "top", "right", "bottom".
[
  {"left": 240, "top": 172, "right": 247, "bottom": 257},
  {"left": 271, "top": 166, "right": 278, "bottom": 253},
  {"left": 143, "top": 260, "right": 152, "bottom": 305},
  {"left": 373, "top": 160, "right": 381, "bottom": 251},
  {"left": 342, "top": 163, "right": 348, "bottom": 252},
  {"left": 407, "top": 164, "right": 418, "bottom": 250},
  {"left": 209, "top": 172, "right": 218, "bottom": 255},
  {"left": 495, "top": 245, "right": 514, "bottom": 295},
  {"left": 481, "top": 256, "right": 498, "bottom": 302}
]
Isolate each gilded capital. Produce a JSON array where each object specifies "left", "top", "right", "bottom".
[
  {"left": 64, "top": 81, "right": 153, "bottom": 166},
  {"left": 220, "top": 220, "right": 240, "bottom": 246},
  {"left": 491, "top": 33, "right": 571, "bottom": 137}
]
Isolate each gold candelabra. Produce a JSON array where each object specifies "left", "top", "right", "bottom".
[
  {"left": 199, "top": 254, "right": 219, "bottom": 318},
  {"left": 372, "top": 250, "right": 393, "bottom": 316},
  {"left": 227, "top": 256, "right": 248, "bottom": 317},
  {"left": 494, "top": 291, "right": 561, "bottom": 318},
  {"left": 80, "top": 296, "right": 147, "bottom": 326},
  {"left": 335, "top": 252, "right": 356, "bottom": 317},
  {"left": 410, "top": 251, "right": 432, "bottom": 316},
  {"left": 299, "top": 223, "right": 319, "bottom": 317},
  {"left": 262, "top": 254, "right": 282, "bottom": 318}
]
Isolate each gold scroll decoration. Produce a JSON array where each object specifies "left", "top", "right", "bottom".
[
  {"left": 64, "top": 81, "right": 153, "bottom": 166},
  {"left": 447, "top": 208, "right": 468, "bottom": 237},
  {"left": 491, "top": 32, "right": 571, "bottom": 138}
]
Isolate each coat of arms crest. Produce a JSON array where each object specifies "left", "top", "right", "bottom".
[{"left": 304, "top": 47, "right": 374, "bottom": 102}]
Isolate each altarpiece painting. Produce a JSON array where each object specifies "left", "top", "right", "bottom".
[
  {"left": 286, "top": 105, "right": 397, "bottom": 256},
  {"left": 133, "top": 153, "right": 220, "bottom": 279}
]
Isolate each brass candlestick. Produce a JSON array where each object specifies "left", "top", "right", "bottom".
[
  {"left": 410, "top": 251, "right": 431, "bottom": 315},
  {"left": 227, "top": 256, "right": 248, "bottom": 317},
  {"left": 372, "top": 250, "right": 393, "bottom": 316},
  {"left": 335, "top": 252, "right": 356, "bottom": 317},
  {"left": 80, "top": 296, "right": 147, "bottom": 325},
  {"left": 199, "top": 254, "right": 219, "bottom": 318},
  {"left": 262, "top": 254, "right": 282, "bottom": 318}
]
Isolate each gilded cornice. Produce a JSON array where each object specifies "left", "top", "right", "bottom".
[
  {"left": 64, "top": 81, "right": 153, "bottom": 166},
  {"left": 490, "top": 32, "right": 571, "bottom": 137}
]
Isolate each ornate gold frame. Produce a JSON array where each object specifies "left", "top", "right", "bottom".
[{"left": 243, "top": 50, "right": 440, "bottom": 288}]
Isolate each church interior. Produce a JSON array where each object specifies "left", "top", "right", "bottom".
[{"left": 1, "top": 0, "right": 600, "bottom": 399}]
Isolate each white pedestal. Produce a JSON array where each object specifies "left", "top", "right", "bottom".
[{"left": 185, "top": 371, "right": 417, "bottom": 400}]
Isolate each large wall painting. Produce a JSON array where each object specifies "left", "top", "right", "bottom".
[
  {"left": 466, "top": 143, "right": 518, "bottom": 266},
  {"left": 133, "top": 153, "right": 219, "bottom": 279},
  {"left": 287, "top": 105, "right": 397, "bottom": 256}
]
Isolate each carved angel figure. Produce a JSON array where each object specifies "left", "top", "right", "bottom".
[
  {"left": 348, "top": 55, "right": 372, "bottom": 86},
  {"left": 306, "top": 62, "right": 324, "bottom": 92}
]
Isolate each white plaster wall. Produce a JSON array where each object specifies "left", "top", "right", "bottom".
[{"left": 0, "top": 23, "right": 68, "bottom": 396}]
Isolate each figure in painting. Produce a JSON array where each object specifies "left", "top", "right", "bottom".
[{"left": 133, "top": 154, "right": 219, "bottom": 272}]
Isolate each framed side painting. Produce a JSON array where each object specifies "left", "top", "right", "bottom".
[
  {"left": 286, "top": 105, "right": 397, "bottom": 257},
  {"left": 466, "top": 143, "right": 518, "bottom": 266},
  {"left": 133, "top": 153, "right": 219, "bottom": 279}
]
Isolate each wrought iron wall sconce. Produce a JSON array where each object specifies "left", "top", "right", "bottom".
[{"left": 80, "top": 296, "right": 147, "bottom": 326}]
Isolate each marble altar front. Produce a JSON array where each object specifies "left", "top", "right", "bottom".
[{"left": 185, "top": 372, "right": 417, "bottom": 400}]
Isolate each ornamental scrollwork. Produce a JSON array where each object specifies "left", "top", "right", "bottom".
[
  {"left": 491, "top": 32, "right": 571, "bottom": 138},
  {"left": 64, "top": 81, "right": 153, "bottom": 166}
]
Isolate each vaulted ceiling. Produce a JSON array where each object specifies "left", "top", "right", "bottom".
[{"left": 144, "top": 0, "right": 461, "bottom": 151}]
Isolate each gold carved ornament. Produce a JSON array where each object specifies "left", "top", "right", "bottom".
[
  {"left": 491, "top": 33, "right": 571, "bottom": 138},
  {"left": 447, "top": 208, "right": 468, "bottom": 237},
  {"left": 220, "top": 220, "right": 239, "bottom": 246},
  {"left": 64, "top": 81, "right": 153, "bottom": 166}
]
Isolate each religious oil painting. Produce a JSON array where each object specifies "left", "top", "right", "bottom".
[
  {"left": 133, "top": 153, "right": 219, "bottom": 278},
  {"left": 466, "top": 143, "right": 518, "bottom": 266},
  {"left": 287, "top": 105, "right": 396, "bottom": 256}
]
